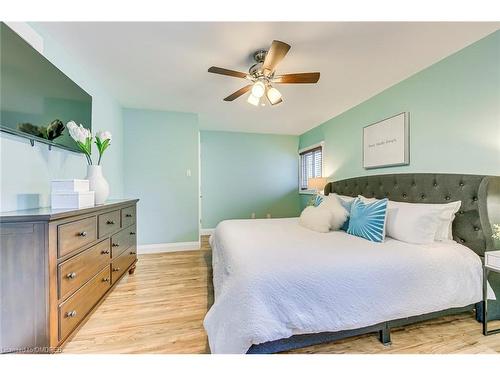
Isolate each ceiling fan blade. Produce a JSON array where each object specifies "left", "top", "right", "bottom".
[
  {"left": 208, "top": 66, "right": 248, "bottom": 79},
  {"left": 223, "top": 84, "right": 253, "bottom": 101},
  {"left": 262, "top": 40, "right": 291, "bottom": 74},
  {"left": 273, "top": 72, "right": 320, "bottom": 84}
]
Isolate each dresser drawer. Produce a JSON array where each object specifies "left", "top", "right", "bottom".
[
  {"left": 486, "top": 251, "right": 500, "bottom": 271},
  {"left": 58, "top": 266, "right": 111, "bottom": 341},
  {"left": 121, "top": 205, "right": 136, "bottom": 228},
  {"left": 98, "top": 210, "right": 121, "bottom": 238},
  {"left": 111, "top": 246, "right": 136, "bottom": 283},
  {"left": 58, "top": 239, "right": 111, "bottom": 300},
  {"left": 58, "top": 216, "right": 97, "bottom": 258},
  {"left": 110, "top": 225, "right": 136, "bottom": 258}
]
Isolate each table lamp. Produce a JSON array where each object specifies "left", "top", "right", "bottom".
[{"left": 308, "top": 177, "right": 327, "bottom": 195}]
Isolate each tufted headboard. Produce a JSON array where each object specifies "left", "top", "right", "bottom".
[{"left": 324, "top": 173, "right": 500, "bottom": 256}]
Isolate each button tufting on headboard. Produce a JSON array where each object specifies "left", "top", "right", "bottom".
[{"left": 324, "top": 173, "right": 500, "bottom": 257}]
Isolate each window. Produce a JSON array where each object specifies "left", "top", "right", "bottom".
[{"left": 299, "top": 145, "right": 323, "bottom": 190}]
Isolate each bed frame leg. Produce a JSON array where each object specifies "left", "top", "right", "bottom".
[
  {"left": 378, "top": 325, "right": 391, "bottom": 346},
  {"left": 475, "top": 302, "right": 484, "bottom": 323}
]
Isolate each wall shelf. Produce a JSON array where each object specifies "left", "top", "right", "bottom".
[{"left": 1, "top": 125, "right": 80, "bottom": 154}]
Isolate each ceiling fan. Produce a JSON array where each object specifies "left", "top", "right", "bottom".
[{"left": 208, "top": 40, "right": 320, "bottom": 106}]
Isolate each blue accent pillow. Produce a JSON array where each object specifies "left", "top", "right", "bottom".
[
  {"left": 347, "top": 198, "right": 388, "bottom": 242},
  {"left": 337, "top": 197, "right": 354, "bottom": 231}
]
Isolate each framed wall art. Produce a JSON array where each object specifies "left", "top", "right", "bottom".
[{"left": 363, "top": 112, "right": 409, "bottom": 169}]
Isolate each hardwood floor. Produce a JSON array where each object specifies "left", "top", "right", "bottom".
[{"left": 62, "top": 236, "right": 500, "bottom": 354}]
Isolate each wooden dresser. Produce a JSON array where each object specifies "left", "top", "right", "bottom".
[{"left": 0, "top": 199, "right": 139, "bottom": 353}]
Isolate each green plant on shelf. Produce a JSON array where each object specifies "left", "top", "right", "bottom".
[{"left": 493, "top": 224, "right": 500, "bottom": 241}]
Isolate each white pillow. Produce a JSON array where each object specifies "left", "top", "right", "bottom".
[
  {"left": 299, "top": 206, "right": 332, "bottom": 233},
  {"left": 384, "top": 201, "right": 442, "bottom": 244},
  {"left": 335, "top": 194, "right": 355, "bottom": 202},
  {"left": 319, "top": 195, "right": 349, "bottom": 230},
  {"left": 434, "top": 201, "right": 461, "bottom": 240},
  {"left": 358, "top": 195, "right": 461, "bottom": 242},
  {"left": 357, "top": 195, "right": 377, "bottom": 202}
]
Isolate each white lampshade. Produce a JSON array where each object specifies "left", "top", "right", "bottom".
[
  {"left": 266, "top": 86, "right": 283, "bottom": 105},
  {"left": 308, "top": 177, "right": 327, "bottom": 192},
  {"left": 247, "top": 93, "right": 260, "bottom": 106},
  {"left": 251, "top": 81, "right": 266, "bottom": 98}
]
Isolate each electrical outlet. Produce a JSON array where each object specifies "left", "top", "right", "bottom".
[
  {"left": 251, "top": 212, "right": 256, "bottom": 219},
  {"left": 266, "top": 213, "right": 271, "bottom": 219},
  {"left": 186, "top": 169, "right": 192, "bottom": 177}
]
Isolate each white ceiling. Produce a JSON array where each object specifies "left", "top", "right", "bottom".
[{"left": 34, "top": 22, "right": 499, "bottom": 135}]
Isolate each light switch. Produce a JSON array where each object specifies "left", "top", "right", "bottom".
[{"left": 186, "top": 169, "right": 191, "bottom": 177}]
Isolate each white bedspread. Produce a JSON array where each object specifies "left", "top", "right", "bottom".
[{"left": 203, "top": 218, "right": 485, "bottom": 354}]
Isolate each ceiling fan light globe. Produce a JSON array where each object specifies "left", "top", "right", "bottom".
[
  {"left": 266, "top": 87, "right": 283, "bottom": 105},
  {"left": 251, "top": 81, "right": 266, "bottom": 98},
  {"left": 247, "top": 94, "right": 260, "bottom": 106}
]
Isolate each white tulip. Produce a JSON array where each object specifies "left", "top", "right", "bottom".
[
  {"left": 67, "top": 121, "right": 78, "bottom": 140},
  {"left": 67, "top": 122, "right": 81, "bottom": 142},
  {"left": 75, "top": 128, "right": 85, "bottom": 143},
  {"left": 96, "top": 130, "right": 112, "bottom": 142},
  {"left": 80, "top": 125, "right": 92, "bottom": 141},
  {"left": 67, "top": 121, "right": 77, "bottom": 130},
  {"left": 67, "top": 121, "right": 91, "bottom": 143}
]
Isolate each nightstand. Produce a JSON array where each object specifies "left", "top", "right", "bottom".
[{"left": 483, "top": 250, "right": 500, "bottom": 335}]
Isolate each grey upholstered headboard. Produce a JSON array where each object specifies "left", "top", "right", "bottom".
[{"left": 324, "top": 173, "right": 500, "bottom": 257}]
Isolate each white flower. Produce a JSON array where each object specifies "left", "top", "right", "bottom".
[
  {"left": 96, "top": 130, "right": 112, "bottom": 142},
  {"left": 67, "top": 121, "right": 78, "bottom": 139},
  {"left": 493, "top": 224, "right": 500, "bottom": 240},
  {"left": 67, "top": 121, "right": 77, "bottom": 130},
  {"left": 67, "top": 121, "right": 91, "bottom": 143},
  {"left": 81, "top": 126, "right": 92, "bottom": 140}
]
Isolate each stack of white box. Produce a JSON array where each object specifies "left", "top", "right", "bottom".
[{"left": 51, "top": 179, "right": 95, "bottom": 209}]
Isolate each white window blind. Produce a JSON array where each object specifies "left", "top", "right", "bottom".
[{"left": 299, "top": 146, "right": 322, "bottom": 190}]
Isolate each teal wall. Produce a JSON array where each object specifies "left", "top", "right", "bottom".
[
  {"left": 0, "top": 24, "right": 124, "bottom": 212},
  {"left": 200, "top": 130, "right": 300, "bottom": 228},
  {"left": 300, "top": 31, "right": 500, "bottom": 206},
  {"left": 123, "top": 108, "right": 199, "bottom": 245}
]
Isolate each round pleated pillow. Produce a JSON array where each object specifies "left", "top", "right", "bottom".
[
  {"left": 299, "top": 205, "right": 332, "bottom": 233},
  {"left": 318, "top": 195, "right": 349, "bottom": 230}
]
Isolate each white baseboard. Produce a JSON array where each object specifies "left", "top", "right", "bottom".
[
  {"left": 137, "top": 241, "right": 200, "bottom": 254},
  {"left": 200, "top": 228, "right": 215, "bottom": 236}
]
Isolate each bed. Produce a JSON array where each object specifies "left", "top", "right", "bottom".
[{"left": 203, "top": 173, "right": 500, "bottom": 354}]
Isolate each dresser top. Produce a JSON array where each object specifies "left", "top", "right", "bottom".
[{"left": 0, "top": 199, "right": 139, "bottom": 222}]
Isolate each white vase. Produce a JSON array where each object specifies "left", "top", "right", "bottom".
[{"left": 86, "top": 165, "right": 109, "bottom": 205}]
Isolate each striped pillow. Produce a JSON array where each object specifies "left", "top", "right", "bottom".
[
  {"left": 306, "top": 194, "right": 324, "bottom": 207},
  {"left": 347, "top": 197, "right": 388, "bottom": 242},
  {"left": 336, "top": 196, "right": 354, "bottom": 231}
]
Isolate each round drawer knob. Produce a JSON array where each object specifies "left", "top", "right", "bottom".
[
  {"left": 107, "top": 220, "right": 115, "bottom": 225},
  {"left": 79, "top": 231, "right": 87, "bottom": 237},
  {"left": 125, "top": 214, "right": 132, "bottom": 217},
  {"left": 130, "top": 251, "right": 137, "bottom": 255},
  {"left": 101, "top": 250, "right": 110, "bottom": 255},
  {"left": 66, "top": 272, "right": 77, "bottom": 279},
  {"left": 113, "top": 267, "right": 121, "bottom": 272},
  {"left": 102, "top": 277, "right": 110, "bottom": 282},
  {"left": 112, "top": 243, "right": 119, "bottom": 247},
  {"left": 130, "top": 232, "right": 136, "bottom": 235},
  {"left": 66, "top": 310, "right": 77, "bottom": 318}
]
